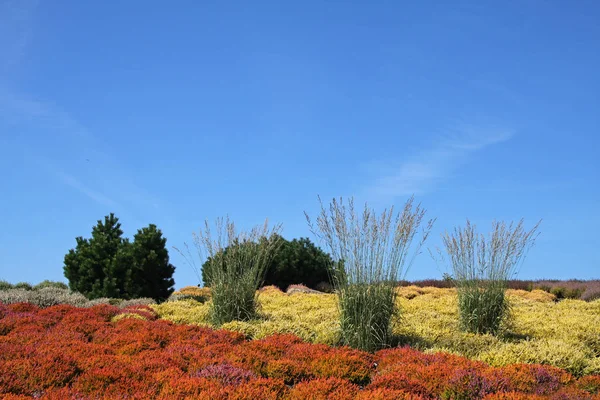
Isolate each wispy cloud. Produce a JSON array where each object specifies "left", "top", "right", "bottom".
[
  {"left": 0, "top": 0, "right": 37, "bottom": 75},
  {"left": 41, "top": 160, "right": 121, "bottom": 208},
  {"left": 1, "top": 87, "right": 165, "bottom": 222},
  {"left": 364, "top": 124, "right": 514, "bottom": 200},
  {"left": 0, "top": 0, "right": 167, "bottom": 226}
]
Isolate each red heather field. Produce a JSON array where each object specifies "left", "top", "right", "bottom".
[{"left": 1, "top": 303, "right": 599, "bottom": 399}]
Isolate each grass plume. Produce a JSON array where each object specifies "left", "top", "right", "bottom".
[{"left": 306, "top": 196, "right": 434, "bottom": 351}]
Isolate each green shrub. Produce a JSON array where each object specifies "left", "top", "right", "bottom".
[
  {"left": 33, "top": 280, "right": 69, "bottom": 290},
  {"left": 550, "top": 287, "right": 565, "bottom": 299},
  {"left": 306, "top": 196, "right": 433, "bottom": 352},
  {"left": 64, "top": 213, "right": 175, "bottom": 301},
  {"left": 550, "top": 286, "right": 583, "bottom": 300},
  {"left": 202, "top": 235, "right": 335, "bottom": 291},
  {"left": 537, "top": 285, "right": 552, "bottom": 293},
  {"left": 13, "top": 282, "right": 33, "bottom": 291},
  {"left": 0, "top": 280, "right": 13, "bottom": 291},
  {"left": 441, "top": 219, "right": 540, "bottom": 335},
  {"left": 265, "top": 237, "right": 334, "bottom": 291},
  {"left": 566, "top": 288, "right": 584, "bottom": 299}
]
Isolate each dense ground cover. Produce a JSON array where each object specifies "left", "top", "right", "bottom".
[
  {"left": 154, "top": 286, "right": 600, "bottom": 376},
  {"left": 403, "top": 280, "right": 600, "bottom": 301},
  {"left": 1, "top": 302, "right": 599, "bottom": 399}
]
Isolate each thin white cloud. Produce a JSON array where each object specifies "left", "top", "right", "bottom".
[
  {"left": 0, "top": 0, "right": 37, "bottom": 75},
  {"left": 1, "top": 88, "right": 165, "bottom": 220},
  {"left": 46, "top": 163, "right": 121, "bottom": 208},
  {"left": 0, "top": 0, "right": 166, "bottom": 223},
  {"left": 364, "top": 125, "right": 514, "bottom": 199}
]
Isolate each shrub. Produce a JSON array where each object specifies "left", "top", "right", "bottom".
[
  {"left": 167, "top": 293, "right": 204, "bottom": 303},
  {"left": 84, "top": 297, "right": 122, "bottom": 307},
  {"left": 119, "top": 298, "right": 157, "bottom": 308},
  {"left": 306, "top": 196, "right": 434, "bottom": 352},
  {"left": 0, "top": 280, "right": 13, "bottom": 291},
  {"left": 111, "top": 312, "right": 148, "bottom": 322},
  {"left": 286, "top": 284, "right": 322, "bottom": 294},
  {"left": 202, "top": 236, "right": 335, "bottom": 291},
  {"left": 316, "top": 281, "right": 334, "bottom": 293},
  {"left": 151, "top": 298, "right": 210, "bottom": 325},
  {"left": 181, "top": 216, "right": 282, "bottom": 325},
  {"left": 550, "top": 286, "right": 584, "bottom": 300},
  {"left": 33, "top": 280, "right": 69, "bottom": 290},
  {"left": 533, "top": 280, "right": 600, "bottom": 302},
  {"left": 0, "top": 287, "right": 88, "bottom": 308},
  {"left": 63, "top": 213, "right": 175, "bottom": 301},
  {"left": 0, "top": 288, "right": 33, "bottom": 305},
  {"left": 126, "top": 224, "right": 176, "bottom": 302},
  {"left": 582, "top": 289, "right": 600, "bottom": 302},
  {"left": 263, "top": 236, "right": 334, "bottom": 291},
  {"left": 286, "top": 377, "right": 359, "bottom": 400},
  {"left": 577, "top": 375, "right": 600, "bottom": 394},
  {"left": 477, "top": 339, "right": 591, "bottom": 377},
  {"left": 31, "top": 287, "right": 89, "bottom": 308},
  {"left": 194, "top": 363, "right": 257, "bottom": 385},
  {"left": 441, "top": 219, "right": 540, "bottom": 335},
  {"left": 13, "top": 282, "right": 33, "bottom": 291},
  {"left": 168, "top": 286, "right": 211, "bottom": 303},
  {"left": 506, "top": 289, "right": 556, "bottom": 303}
]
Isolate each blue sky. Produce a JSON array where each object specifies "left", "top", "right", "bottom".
[{"left": 1, "top": 0, "right": 598, "bottom": 287}]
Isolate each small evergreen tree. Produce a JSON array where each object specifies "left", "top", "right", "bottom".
[
  {"left": 127, "top": 224, "right": 175, "bottom": 301},
  {"left": 64, "top": 213, "right": 126, "bottom": 299},
  {"left": 64, "top": 214, "right": 175, "bottom": 301}
]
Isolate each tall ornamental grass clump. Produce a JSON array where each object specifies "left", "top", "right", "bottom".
[
  {"left": 306, "top": 196, "right": 434, "bottom": 352},
  {"left": 442, "top": 219, "right": 540, "bottom": 335},
  {"left": 182, "top": 217, "right": 282, "bottom": 325}
]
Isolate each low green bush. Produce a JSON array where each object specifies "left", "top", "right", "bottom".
[
  {"left": 550, "top": 286, "right": 584, "bottom": 300},
  {"left": 0, "top": 280, "right": 13, "bottom": 291},
  {"left": 33, "top": 280, "right": 69, "bottom": 290},
  {"left": 13, "top": 282, "right": 33, "bottom": 291}
]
